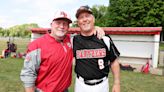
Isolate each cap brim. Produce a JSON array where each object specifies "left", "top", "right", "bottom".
[
  {"left": 76, "top": 10, "right": 92, "bottom": 18},
  {"left": 53, "top": 17, "right": 72, "bottom": 23}
]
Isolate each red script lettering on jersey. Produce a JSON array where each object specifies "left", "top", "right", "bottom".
[{"left": 76, "top": 48, "right": 106, "bottom": 59}]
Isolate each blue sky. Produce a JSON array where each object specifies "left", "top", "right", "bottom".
[{"left": 0, "top": 0, "right": 109, "bottom": 28}]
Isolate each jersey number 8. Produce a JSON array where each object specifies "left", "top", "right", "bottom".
[{"left": 98, "top": 59, "right": 105, "bottom": 70}]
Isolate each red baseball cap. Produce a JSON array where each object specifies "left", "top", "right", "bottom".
[{"left": 53, "top": 11, "right": 72, "bottom": 23}]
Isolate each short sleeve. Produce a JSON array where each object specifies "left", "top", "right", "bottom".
[{"left": 107, "top": 36, "right": 120, "bottom": 62}]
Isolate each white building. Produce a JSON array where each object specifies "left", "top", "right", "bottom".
[{"left": 31, "top": 27, "right": 162, "bottom": 68}]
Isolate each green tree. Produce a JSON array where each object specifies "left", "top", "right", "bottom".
[
  {"left": 91, "top": 5, "right": 108, "bottom": 27},
  {"left": 108, "top": 0, "right": 164, "bottom": 28},
  {"left": 71, "top": 21, "right": 78, "bottom": 27},
  {"left": 0, "top": 27, "right": 4, "bottom": 36},
  {"left": 3, "top": 29, "right": 10, "bottom": 37},
  {"left": 8, "top": 23, "right": 39, "bottom": 37}
]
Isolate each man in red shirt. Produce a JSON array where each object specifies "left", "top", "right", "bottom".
[{"left": 20, "top": 11, "right": 73, "bottom": 92}]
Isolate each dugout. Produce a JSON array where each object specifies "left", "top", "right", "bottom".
[{"left": 30, "top": 27, "right": 162, "bottom": 68}]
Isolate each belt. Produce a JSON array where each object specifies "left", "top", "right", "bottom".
[{"left": 77, "top": 74, "right": 107, "bottom": 86}]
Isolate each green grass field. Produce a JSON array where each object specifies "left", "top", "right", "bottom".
[
  {"left": 0, "top": 58, "right": 164, "bottom": 92},
  {"left": 0, "top": 58, "right": 24, "bottom": 92},
  {"left": 0, "top": 37, "right": 164, "bottom": 92},
  {"left": 160, "top": 43, "right": 164, "bottom": 50}
]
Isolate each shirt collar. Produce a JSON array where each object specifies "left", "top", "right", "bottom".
[{"left": 45, "top": 33, "right": 70, "bottom": 43}]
